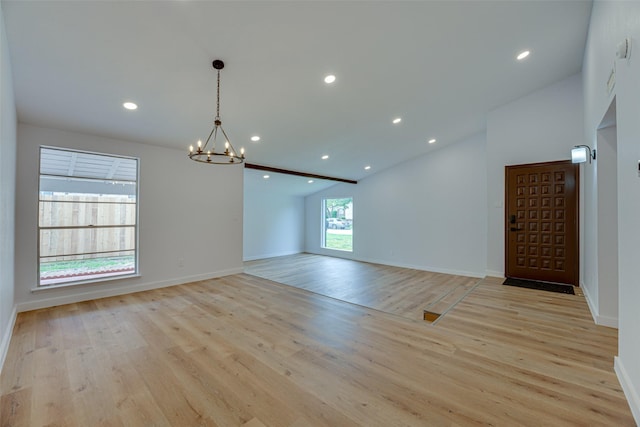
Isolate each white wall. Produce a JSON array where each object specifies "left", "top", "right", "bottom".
[
  {"left": 486, "top": 73, "right": 584, "bottom": 277},
  {"left": 583, "top": 1, "right": 640, "bottom": 423},
  {"left": 243, "top": 181, "right": 304, "bottom": 260},
  {"left": 305, "top": 133, "right": 487, "bottom": 278},
  {"left": 581, "top": 136, "right": 599, "bottom": 318},
  {"left": 596, "top": 125, "right": 618, "bottom": 325},
  {"left": 0, "top": 2, "right": 17, "bottom": 373},
  {"left": 14, "top": 124, "right": 244, "bottom": 311}
]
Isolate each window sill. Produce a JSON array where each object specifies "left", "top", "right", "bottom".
[{"left": 31, "top": 273, "right": 141, "bottom": 293}]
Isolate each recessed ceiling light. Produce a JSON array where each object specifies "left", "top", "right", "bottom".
[
  {"left": 392, "top": 117, "right": 402, "bottom": 124},
  {"left": 263, "top": 175, "right": 270, "bottom": 179},
  {"left": 123, "top": 102, "right": 138, "bottom": 110},
  {"left": 428, "top": 138, "right": 436, "bottom": 144},
  {"left": 308, "top": 180, "right": 314, "bottom": 184},
  {"left": 516, "top": 50, "right": 530, "bottom": 61},
  {"left": 324, "top": 74, "right": 336, "bottom": 84},
  {"left": 250, "top": 135, "right": 260, "bottom": 142},
  {"left": 322, "top": 155, "right": 329, "bottom": 160},
  {"left": 364, "top": 165, "right": 371, "bottom": 170}
]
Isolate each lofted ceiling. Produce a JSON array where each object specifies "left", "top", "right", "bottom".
[{"left": 3, "top": 1, "right": 591, "bottom": 194}]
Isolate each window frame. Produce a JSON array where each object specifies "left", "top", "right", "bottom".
[
  {"left": 37, "top": 146, "right": 140, "bottom": 288},
  {"left": 321, "top": 196, "right": 353, "bottom": 252}
]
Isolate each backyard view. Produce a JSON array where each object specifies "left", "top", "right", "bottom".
[
  {"left": 323, "top": 197, "right": 353, "bottom": 252},
  {"left": 39, "top": 192, "right": 138, "bottom": 286},
  {"left": 39, "top": 255, "right": 136, "bottom": 285},
  {"left": 39, "top": 148, "right": 138, "bottom": 286}
]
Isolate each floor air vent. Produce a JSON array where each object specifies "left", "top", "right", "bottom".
[{"left": 423, "top": 310, "right": 441, "bottom": 322}]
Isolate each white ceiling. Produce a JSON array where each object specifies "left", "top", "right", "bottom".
[
  {"left": 244, "top": 167, "right": 337, "bottom": 197},
  {"left": 3, "top": 0, "right": 591, "bottom": 195}
]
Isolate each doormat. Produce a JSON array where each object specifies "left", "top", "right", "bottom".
[{"left": 502, "top": 278, "right": 575, "bottom": 295}]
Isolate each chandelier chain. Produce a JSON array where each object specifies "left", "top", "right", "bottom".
[{"left": 216, "top": 69, "right": 221, "bottom": 119}]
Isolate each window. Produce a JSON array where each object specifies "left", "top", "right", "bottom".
[
  {"left": 38, "top": 147, "right": 139, "bottom": 286},
  {"left": 322, "top": 197, "right": 353, "bottom": 252}
]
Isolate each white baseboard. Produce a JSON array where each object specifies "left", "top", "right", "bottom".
[
  {"left": 243, "top": 250, "right": 303, "bottom": 262},
  {"left": 582, "top": 281, "right": 599, "bottom": 324},
  {"left": 594, "top": 314, "right": 618, "bottom": 328},
  {"left": 17, "top": 267, "right": 243, "bottom": 313},
  {"left": 581, "top": 280, "right": 618, "bottom": 328},
  {"left": 485, "top": 270, "right": 505, "bottom": 278},
  {"left": 0, "top": 305, "right": 17, "bottom": 376},
  {"left": 615, "top": 356, "right": 640, "bottom": 425}
]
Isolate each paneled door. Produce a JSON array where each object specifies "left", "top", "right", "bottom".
[{"left": 505, "top": 161, "right": 579, "bottom": 286}]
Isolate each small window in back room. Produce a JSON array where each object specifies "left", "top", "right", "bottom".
[
  {"left": 322, "top": 197, "right": 353, "bottom": 252},
  {"left": 38, "top": 146, "right": 139, "bottom": 287}
]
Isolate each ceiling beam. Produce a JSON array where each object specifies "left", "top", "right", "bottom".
[{"left": 245, "top": 163, "right": 357, "bottom": 184}]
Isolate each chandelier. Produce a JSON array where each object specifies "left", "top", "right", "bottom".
[{"left": 188, "top": 59, "right": 245, "bottom": 164}]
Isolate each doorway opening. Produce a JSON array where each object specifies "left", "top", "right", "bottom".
[{"left": 589, "top": 99, "right": 618, "bottom": 325}]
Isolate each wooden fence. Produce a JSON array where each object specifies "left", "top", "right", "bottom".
[{"left": 39, "top": 194, "right": 136, "bottom": 261}]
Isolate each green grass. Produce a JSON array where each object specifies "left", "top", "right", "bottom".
[
  {"left": 40, "top": 255, "right": 135, "bottom": 274},
  {"left": 324, "top": 233, "right": 353, "bottom": 251}
]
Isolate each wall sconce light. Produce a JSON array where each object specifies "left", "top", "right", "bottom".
[{"left": 571, "top": 145, "right": 596, "bottom": 164}]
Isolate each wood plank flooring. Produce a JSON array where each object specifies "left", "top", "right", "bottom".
[
  {"left": 0, "top": 268, "right": 634, "bottom": 426},
  {"left": 245, "top": 254, "right": 481, "bottom": 321}
]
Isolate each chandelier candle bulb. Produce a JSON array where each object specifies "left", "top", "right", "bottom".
[{"left": 189, "top": 145, "right": 193, "bottom": 153}]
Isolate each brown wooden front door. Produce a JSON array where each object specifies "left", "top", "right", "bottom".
[{"left": 505, "top": 161, "right": 579, "bottom": 286}]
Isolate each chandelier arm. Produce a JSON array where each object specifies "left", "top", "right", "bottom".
[
  {"left": 202, "top": 125, "right": 216, "bottom": 151},
  {"left": 218, "top": 126, "right": 238, "bottom": 155},
  {"left": 210, "top": 126, "right": 220, "bottom": 151}
]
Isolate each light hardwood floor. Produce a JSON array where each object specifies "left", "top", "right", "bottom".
[
  {"left": 0, "top": 263, "right": 634, "bottom": 425},
  {"left": 245, "top": 254, "right": 481, "bottom": 321}
]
